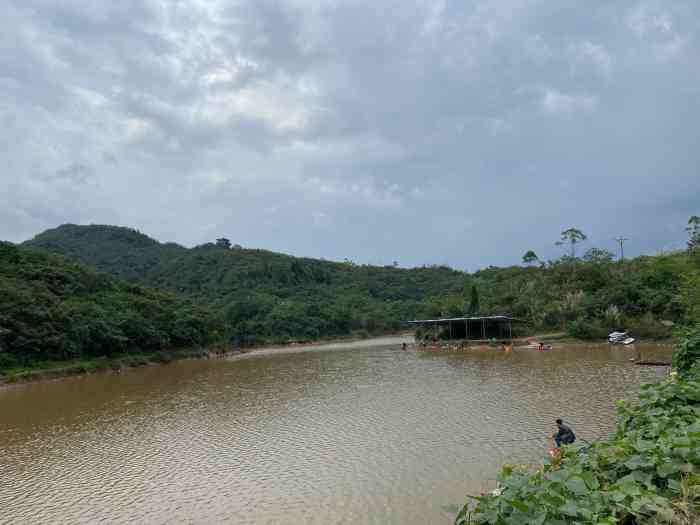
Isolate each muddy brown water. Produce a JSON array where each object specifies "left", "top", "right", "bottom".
[{"left": 0, "top": 337, "right": 672, "bottom": 524}]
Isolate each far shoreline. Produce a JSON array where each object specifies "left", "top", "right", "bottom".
[
  {"left": 0, "top": 332, "right": 673, "bottom": 388},
  {"left": 0, "top": 332, "right": 415, "bottom": 388}
]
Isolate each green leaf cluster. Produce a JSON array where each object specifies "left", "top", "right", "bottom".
[{"left": 673, "top": 325, "right": 700, "bottom": 378}]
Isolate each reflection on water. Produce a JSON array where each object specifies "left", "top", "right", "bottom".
[{"left": 0, "top": 339, "right": 671, "bottom": 524}]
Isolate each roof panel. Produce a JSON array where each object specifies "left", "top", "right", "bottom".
[{"left": 407, "top": 315, "right": 522, "bottom": 323}]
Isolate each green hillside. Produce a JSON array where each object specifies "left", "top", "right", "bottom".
[
  {"left": 25, "top": 225, "right": 468, "bottom": 343},
  {"left": 23, "top": 223, "right": 700, "bottom": 346},
  {"left": 0, "top": 242, "right": 219, "bottom": 370}
]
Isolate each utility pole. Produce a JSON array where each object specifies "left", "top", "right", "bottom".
[{"left": 615, "top": 237, "right": 629, "bottom": 261}]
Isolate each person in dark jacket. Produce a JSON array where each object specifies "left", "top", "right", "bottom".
[{"left": 553, "top": 419, "right": 576, "bottom": 447}]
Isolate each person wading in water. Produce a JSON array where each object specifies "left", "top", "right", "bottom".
[{"left": 553, "top": 418, "right": 576, "bottom": 447}]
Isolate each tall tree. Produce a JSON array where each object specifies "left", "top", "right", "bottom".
[
  {"left": 522, "top": 250, "right": 539, "bottom": 266},
  {"left": 216, "top": 238, "right": 232, "bottom": 249},
  {"left": 468, "top": 285, "right": 480, "bottom": 315},
  {"left": 556, "top": 228, "right": 587, "bottom": 258},
  {"left": 686, "top": 216, "right": 700, "bottom": 252}
]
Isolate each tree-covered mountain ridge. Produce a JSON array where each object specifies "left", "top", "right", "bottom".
[
  {"left": 22, "top": 222, "right": 700, "bottom": 345},
  {"left": 0, "top": 240, "right": 218, "bottom": 370},
  {"left": 24, "top": 224, "right": 464, "bottom": 298},
  {"left": 23, "top": 224, "right": 467, "bottom": 342}
]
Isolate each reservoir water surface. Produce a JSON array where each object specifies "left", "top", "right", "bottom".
[{"left": 0, "top": 337, "right": 671, "bottom": 524}]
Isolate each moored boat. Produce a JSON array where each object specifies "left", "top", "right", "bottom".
[{"left": 608, "top": 331, "right": 634, "bottom": 345}]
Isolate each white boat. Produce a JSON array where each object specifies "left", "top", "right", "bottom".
[
  {"left": 608, "top": 331, "right": 629, "bottom": 344},
  {"left": 608, "top": 331, "right": 636, "bottom": 345}
]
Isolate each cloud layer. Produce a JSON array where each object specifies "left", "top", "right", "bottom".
[{"left": 1, "top": 0, "right": 698, "bottom": 268}]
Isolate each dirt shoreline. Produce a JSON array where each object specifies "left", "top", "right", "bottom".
[
  {"left": 1, "top": 333, "right": 671, "bottom": 388},
  {"left": 0, "top": 333, "right": 415, "bottom": 388}
]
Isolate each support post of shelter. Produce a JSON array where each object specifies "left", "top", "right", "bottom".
[{"left": 408, "top": 316, "right": 521, "bottom": 344}]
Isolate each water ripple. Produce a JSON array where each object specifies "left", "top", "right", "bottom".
[{"left": 0, "top": 342, "right": 670, "bottom": 524}]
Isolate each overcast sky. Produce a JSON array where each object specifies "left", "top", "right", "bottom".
[{"left": 1, "top": 1, "right": 698, "bottom": 270}]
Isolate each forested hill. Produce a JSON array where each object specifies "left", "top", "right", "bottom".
[
  {"left": 24, "top": 224, "right": 188, "bottom": 285},
  {"left": 24, "top": 223, "right": 700, "bottom": 345},
  {"left": 25, "top": 225, "right": 465, "bottom": 300},
  {"left": 0, "top": 242, "right": 218, "bottom": 369},
  {"left": 24, "top": 224, "right": 468, "bottom": 341}
]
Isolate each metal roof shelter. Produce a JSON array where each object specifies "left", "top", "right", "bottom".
[{"left": 408, "top": 315, "right": 523, "bottom": 341}]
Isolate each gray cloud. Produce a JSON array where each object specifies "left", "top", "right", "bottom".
[
  {"left": 53, "top": 163, "right": 94, "bottom": 184},
  {"left": 1, "top": 0, "right": 698, "bottom": 269}
]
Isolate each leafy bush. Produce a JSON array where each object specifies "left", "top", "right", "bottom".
[
  {"left": 673, "top": 324, "right": 700, "bottom": 376},
  {"left": 0, "top": 352, "right": 19, "bottom": 371},
  {"left": 567, "top": 318, "right": 614, "bottom": 340},
  {"left": 355, "top": 329, "right": 370, "bottom": 339},
  {"left": 150, "top": 352, "right": 174, "bottom": 364},
  {"left": 568, "top": 314, "right": 673, "bottom": 341},
  {"left": 625, "top": 313, "right": 675, "bottom": 340}
]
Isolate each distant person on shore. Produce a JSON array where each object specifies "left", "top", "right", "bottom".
[
  {"left": 401, "top": 343, "right": 407, "bottom": 351},
  {"left": 553, "top": 419, "right": 576, "bottom": 447}
]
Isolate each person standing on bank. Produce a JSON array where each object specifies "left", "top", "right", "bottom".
[{"left": 553, "top": 418, "right": 576, "bottom": 447}]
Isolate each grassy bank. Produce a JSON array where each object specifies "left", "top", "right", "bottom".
[
  {"left": 0, "top": 347, "right": 238, "bottom": 385},
  {"left": 0, "top": 332, "right": 413, "bottom": 386},
  {"left": 454, "top": 324, "right": 700, "bottom": 524}
]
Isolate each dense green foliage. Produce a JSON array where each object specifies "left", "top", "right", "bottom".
[
  {"left": 674, "top": 325, "right": 700, "bottom": 379},
  {"left": 24, "top": 225, "right": 469, "bottom": 343},
  {"left": 0, "top": 242, "right": 219, "bottom": 370},
  {"left": 456, "top": 325, "right": 700, "bottom": 525},
  {"left": 23, "top": 223, "right": 700, "bottom": 345}
]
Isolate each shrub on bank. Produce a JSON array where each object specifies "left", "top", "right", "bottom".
[
  {"left": 674, "top": 325, "right": 700, "bottom": 377},
  {"left": 567, "top": 318, "right": 614, "bottom": 340},
  {"left": 625, "top": 314, "right": 675, "bottom": 340},
  {"left": 455, "top": 324, "right": 700, "bottom": 524},
  {"left": 567, "top": 314, "right": 674, "bottom": 341}
]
